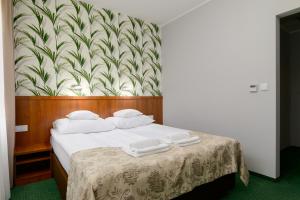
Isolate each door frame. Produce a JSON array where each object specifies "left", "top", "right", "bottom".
[{"left": 276, "top": 7, "right": 300, "bottom": 178}]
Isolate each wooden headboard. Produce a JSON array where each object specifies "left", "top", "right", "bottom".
[{"left": 15, "top": 96, "right": 163, "bottom": 150}]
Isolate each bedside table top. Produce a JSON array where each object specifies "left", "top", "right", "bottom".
[{"left": 15, "top": 144, "right": 52, "bottom": 156}]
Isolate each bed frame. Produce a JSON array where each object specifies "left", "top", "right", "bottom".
[{"left": 16, "top": 96, "right": 235, "bottom": 199}]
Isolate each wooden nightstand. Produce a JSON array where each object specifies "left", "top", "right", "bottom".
[{"left": 14, "top": 144, "right": 52, "bottom": 186}]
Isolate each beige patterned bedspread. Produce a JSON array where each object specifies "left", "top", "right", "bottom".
[{"left": 66, "top": 132, "right": 249, "bottom": 200}]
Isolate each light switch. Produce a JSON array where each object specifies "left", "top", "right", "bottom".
[
  {"left": 259, "top": 83, "right": 268, "bottom": 91},
  {"left": 16, "top": 125, "right": 28, "bottom": 133},
  {"left": 249, "top": 84, "right": 258, "bottom": 93}
]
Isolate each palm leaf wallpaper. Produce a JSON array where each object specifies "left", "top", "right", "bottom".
[{"left": 13, "top": 0, "right": 162, "bottom": 96}]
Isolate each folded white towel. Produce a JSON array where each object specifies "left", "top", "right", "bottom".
[
  {"left": 163, "top": 132, "right": 190, "bottom": 143},
  {"left": 122, "top": 138, "right": 171, "bottom": 157},
  {"left": 175, "top": 136, "right": 200, "bottom": 147},
  {"left": 174, "top": 136, "right": 199, "bottom": 144},
  {"left": 122, "top": 146, "right": 171, "bottom": 157},
  {"left": 128, "top": 138, "right": 161, "bottom": 149},
  {"left": 131, "top": 143, "right": 170, "bottom": 154},
  {"left": 177, "top": 139, "right": 200, "bottom": 147}
]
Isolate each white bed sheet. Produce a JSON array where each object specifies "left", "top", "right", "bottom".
[
  {"left": 51, "top": 129, "right": 149, "bottom": 172},
  {"left": 51, "top": 124, "right": 191, "bottom": 173}
]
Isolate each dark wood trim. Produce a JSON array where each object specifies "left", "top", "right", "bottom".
[
  {"left": 15, "top": 144, "right": 52, "bottom": 156},
  {"left": 52, "top": 153, "right": 68, "bottom": 200}
]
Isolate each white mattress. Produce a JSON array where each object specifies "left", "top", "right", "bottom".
[{"left": 51, "top": 124, "right": 190, "bottom": 173}]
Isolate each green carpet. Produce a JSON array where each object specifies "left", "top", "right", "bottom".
[
  {"left": 11, "top": 179, "right": 60, "bottom": 200},
  {"left": 11, "top": 147, "right": 300, "bottom": 200},
  {"left": 222, "top": 147, "right": 300, "bottom": 200}
]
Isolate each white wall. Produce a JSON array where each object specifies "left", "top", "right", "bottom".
[
  {"left": 162, "top": 0, "right": 300, "bottom": 178},
  {"left": 290, "top": 31, "right": 300, "bottom": 147}
]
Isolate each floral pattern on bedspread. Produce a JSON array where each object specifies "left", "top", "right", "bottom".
[{"left": 66, "top": 132, "right": 249, "bottom": 200}]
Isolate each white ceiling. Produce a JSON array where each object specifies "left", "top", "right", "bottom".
[{"left": 84, "top": 0, "right": 211, "bottom": 26}]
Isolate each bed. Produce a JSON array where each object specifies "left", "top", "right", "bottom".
[
  {"left": 15, "top": 96, "right": 248, "bottom": 200},
  {"left": 51, "top": 124, "right": 248, "bottom": 200}
]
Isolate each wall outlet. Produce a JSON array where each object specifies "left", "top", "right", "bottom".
[{"left": 16, "top": 125, "right": 28, "bottom": 133}]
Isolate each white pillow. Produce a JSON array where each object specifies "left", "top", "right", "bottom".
[
  {"left": 113, "top": 109, "right": 142, "bottom": 118},
  {"left": 66, "top": 110, "right": 100, "bottom": 120},
  {"left": 106, "top": 115, "right": 154, "bottom": 129},
  {"left": 53, "top": 118, "right": 115, "bottom": 134}
]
